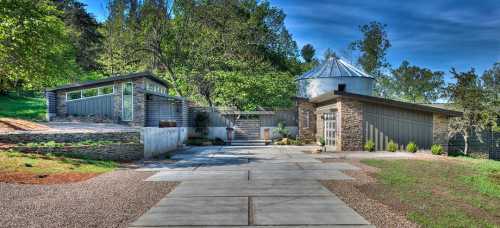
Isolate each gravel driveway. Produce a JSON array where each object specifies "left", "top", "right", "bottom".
[{"left": 0, "top": 170, "right": 176, "bottom": 228}]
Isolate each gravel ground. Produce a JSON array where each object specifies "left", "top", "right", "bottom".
[
  {"left": 321, "top": 159, "right": 418, "bottom": 228},
  {"left": 0, "top": 170, "right": 177, "bottom": 228}
]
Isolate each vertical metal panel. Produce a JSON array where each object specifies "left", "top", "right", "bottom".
[
  {"left": 145, "top": 95, "right": 184, "bottom": 127},
  {"left": 66, "top": 95, "right": 113, "bottom": 117},
  {"left": 363, "top": 103, "right": 433, "bottom": 150}
]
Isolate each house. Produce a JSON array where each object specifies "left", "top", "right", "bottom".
[
  {"left": 296, "top": 57, "right": 461, "bottom": 152},
  {"left": 46, "top": 72, "right": 188, "bottom": 127}
]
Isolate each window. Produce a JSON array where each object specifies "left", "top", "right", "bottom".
[
  {"left": 67, "top": 91, "right": 82, "bottom": 100},
  {"left": 337, "top": 84, "right": 346, "bottom": 92},
  {"left": 98, "top": 86, "right": 114, "bottom": 95},
  {"left": 122, "top": 82, "right": 133, "bottom": 121},
  {"left": 145, "top": 80, "right": 167, "bottom": 95},
  {"left": 83, "top": 88, "right": 98, "bottom": 97}
]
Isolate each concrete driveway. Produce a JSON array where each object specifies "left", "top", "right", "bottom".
[{"left": 131, "top": 146, "right": 373, "bottom": 228}]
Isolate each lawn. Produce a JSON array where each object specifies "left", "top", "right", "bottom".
[
  {"left": 362, "top": 158, "right": 500, "bottom": 227},
  {"left": 0, "top": 151, "right": 117, "bottom": 184},
  {"left": 0, "top": 95, "right": 46, "bottom": 121}
]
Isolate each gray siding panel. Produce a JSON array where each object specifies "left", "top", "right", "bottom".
[
  {"left": 145, "top": 95, "right": 184, "bottom": 127},
  {"left": 363, "top": 103, "right": 433, "bottom": 150},
  {"left": 66, "top": 95, "right": 113, "bottom": 117}
]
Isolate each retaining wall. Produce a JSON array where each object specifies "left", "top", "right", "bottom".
[
  {"left": 0, "top": 131, "right": 140, "bottom": 144},
  {"left": 142, "top": 127, "right": 188, "bottom": 159}
]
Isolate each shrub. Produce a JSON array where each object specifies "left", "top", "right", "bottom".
[
  {"left": 290, "top": 139, "right": 303, "bottom": 146},
  {"left": 273, "top": 121, "right": 290, "bottom": 139},
  {"left": 387, "top": 140, "right": 398, "bottom": 152},
  {"left": 406, "top": 141, "right": 418, "bottom": 153},
  {"left": 212, "top": 137, "right": 225, "bottom": 145},
  {"left": 319, "top": 137, "right": 326, "bottom": 146},
  {"left": 186, "top": 137, "right": 209, "bottom": 146},
  {"left": 431, "top": 144, "right": 444, "bottom": 155},
  {"left": 364, "top": 140, "right": 375, "bottom": 152}
]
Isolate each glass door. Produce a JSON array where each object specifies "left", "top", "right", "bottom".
[
  {"left": 122, "top": 82, "right": 133, "bottom": 121},
  {"left": 323, "top": 112, "right": 336, "bottom": 146}
]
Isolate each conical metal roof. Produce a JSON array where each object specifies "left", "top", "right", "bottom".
[{"left": 297, "top": 57, "right": 374, "bottom": 80}]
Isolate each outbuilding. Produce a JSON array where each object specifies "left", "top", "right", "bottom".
[{"left": 296, "top": 57, "right": 461, "bottom": 152}]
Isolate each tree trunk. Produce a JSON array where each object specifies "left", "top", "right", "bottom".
[{"left": 463, "top": 133, "right": 469, "bottom": 156}]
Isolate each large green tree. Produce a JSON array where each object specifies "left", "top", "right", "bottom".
[
  {"left": 391, "top": 60, "right": 445, "bottom": 103},
  {"left": 350, "top": 21, "right": 392, "bottom": 97},
  {"left": 301, "top": 44, "right": 315, "bottom": 63},
  {"left": 0, "top": 0, "right": 79, "bottom": 93}
]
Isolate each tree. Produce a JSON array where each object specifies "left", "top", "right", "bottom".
[
  {"left": 0, "top": 0, "right": 79, "bottom": 93},
  {"left": 447, "top": 68, "right": 487, "bottom": 155},
  {"left": 53, "top": 0, "right": 103, "bottom": 71},
  {"left": 481, "top": 62, "right": 500, "bottom": 131},
  {"left": 323, "top": 48, "right": 337, "bottom": 60},
  {"left": 350, "top": 21, "right": 391, "bottom": 96},
  {"left": 301, "top": 44, "right": 315, "bottom": 63},
  {"left": 391, "top": 60, "right": 445, "bottom": 103}
]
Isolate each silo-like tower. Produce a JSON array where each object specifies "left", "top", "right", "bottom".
[{"left": 297, "top": 57, "right": 375, "bottom": 98}]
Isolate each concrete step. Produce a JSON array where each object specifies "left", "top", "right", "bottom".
[{"left": 230, "top": 140, "right": 268, "bottom": 146}]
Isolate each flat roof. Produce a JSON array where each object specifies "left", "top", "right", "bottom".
[
  {"left": 47, "top": 72, "right": 169, "bottom": 92},
  {"left": 309, "top": 91, "right": 462, "bottom": 117}
]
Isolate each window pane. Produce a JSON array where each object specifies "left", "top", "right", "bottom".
[
  {"left": 67, "top": 91, "right": 81, "bottom": 100},
  {"left": 123, "top": 83, "right": 133, "bottom": 95},
  {"left": 83, "top": 88, "right": 98, "bottom": 97},
  {"left": 99, "top": 86, "right": 113, "bottom": 95}
]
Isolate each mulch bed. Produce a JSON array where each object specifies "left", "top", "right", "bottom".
[
  {"left": 320, "top": 158, "right": 418, "bottom": 228},
  {"left": 0, "top": 170, "right": 177, "bottom": 228},
  {"left": 0, "top": 172, "right": 100, "bottom": 184}
]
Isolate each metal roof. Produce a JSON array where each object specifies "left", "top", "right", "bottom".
[
  {"left": 297, "top": 57, "right": 374, "bottom": 80},
  {"left": 46, "top": 72, "right": 169, "bottom": 92}
]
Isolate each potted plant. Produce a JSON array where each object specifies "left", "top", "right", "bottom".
[
  {"left": 319, "top": 137, "right": 326, "bottom": 153},
  {"left": 273, "top": 121, "right": 290, "bottom": 143}
]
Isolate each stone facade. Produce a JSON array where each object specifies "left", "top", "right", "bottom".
[
  {"left": 337, "top": 98, "right": 364, "bottom": 151},
  {"left": 432, "top": 113, "right": 449, "bottom": 153},
  {"left": 54, "top": 77, "right": 147, "bottom": 127},
  {"left": 0, "top": 132, "right": 140, "bottom": 144},
  {"left": 14, "top": 143, "right": 144, "bottom": 161},
  {"left": 297, "top": 99, "right": 316, "bottom": 142}
]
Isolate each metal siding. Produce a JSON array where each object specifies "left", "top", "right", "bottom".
[
  {"left": 145, "top": 95, "right": 184, "bottom": 127},
  {"left": 363, "top": 103, "right": 432, "bottom": 150},
  {"left": 66, "top": 95, "right": 113, "bottom": 117}
]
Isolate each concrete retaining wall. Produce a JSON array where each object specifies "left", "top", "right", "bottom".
[{"left": 142, "top": 127, "right": 188, "bottom": 159}]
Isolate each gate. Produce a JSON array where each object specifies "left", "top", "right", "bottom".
[{"left": 324, "top": 112, "right": 336, "bottom": 146}]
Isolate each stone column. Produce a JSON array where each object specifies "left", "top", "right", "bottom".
[
  {"left": 432, "top": 114, "right": 449, "bottom": 153},
  {"left": 297, "top": 99, "right": 316, "bottom": 142},
  {"left": 337, "top": 98, "right": 364, "bottom": 151}
]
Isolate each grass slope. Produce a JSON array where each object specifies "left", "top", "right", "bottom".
[
  {"left": 0, "top": 151, "right": 117, "bottom": 174},
  {"left": 362, "top": 158, "right": 500, "bottom": 227},
  {"left": 0, "top": 95, "right": 46, "bottom": 121}
]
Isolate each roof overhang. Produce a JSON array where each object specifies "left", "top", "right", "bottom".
[
  {"left": 310, "top": 91, "right": 463, "bottom": 117},
  {"left": 47, "top": 72, "right": 169, "bottom": 92}
]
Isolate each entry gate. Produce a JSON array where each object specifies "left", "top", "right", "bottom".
[{"left": 324, "top": 112, "right": 336, "bottom": 146}]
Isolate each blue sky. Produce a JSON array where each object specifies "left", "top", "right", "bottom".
[{"left": 81, "top": 0, "right": 500, "bottom": 80}]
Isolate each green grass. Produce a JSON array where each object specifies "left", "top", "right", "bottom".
[
  {"left": 362, "top": 158, "right": 500, "bottom": 227},
  {"left": 0, "top": 95, "right": 46, "bottom": 121},
  {"left": 0, "top": 151, "right": 117, "bottom": 174}
]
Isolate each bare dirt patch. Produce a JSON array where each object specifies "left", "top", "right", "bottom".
[
  {"left": 0, "top": 172, "right": 100, "bottom": 184},
  {"left": 0, "top": 118, "right": 50, "bottom": 132},
  {"left": 320, "top": 158, "right": 418, "bottom": 228}
]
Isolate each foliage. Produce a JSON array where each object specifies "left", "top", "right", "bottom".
[
  {"left": 273, "top": 121, "right": 290, "bottom": 139},
  {"left": 481, "top": 62, "right": 499, "bottom": 132},
  {"left": 431, "top": 144, "right": 444, "bottom": 155},
  {"left": 194, "top": 112, "right": 209, "bottom": 136},
  {"left": 319, "top": 137, "right": 326, "bottom": 146},
  {"left": 364, "top": 139, "right": 375, "bottom": 152},
  {"left": 406, "top": 141, "right": 418, "bottom": 153},
  {"left": 212, "top": 137, "right": 225, "bottom": 146},
  {"left": 186, "top": 137, "right": 211, "bottom": 146},
  {"left": 447, "top": 68, "right": 488, "bottom": 155},
  {"left": 0, "top": 0, "right": 80, "bottom": 93},
  {"left": 301, "top": 44, "right": 316, "bottom": 63},
  {"left": 0, "top": 150, "right": 117, "bottom": 174},
  {"left": 387, "top": 140, "right": 398, "bottom": 152},
  {"left": 0, "top": 95, "right": 46, "bottom": 120},
  {"left": 361, "top": 158, "right": 500, "bottom": 227},
  {"left": 350, "top": 21, "right": 391, "bottom": 97},
  {"left": 391, "top": 60, "right": 445, "bottom": 103}
]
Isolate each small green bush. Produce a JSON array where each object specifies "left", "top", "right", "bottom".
[
  {"left": 290, "top": 139, "right": 303, "bottom": 146},
  {"left": 364, "top": 140, "right": 375, "bottom": 152},
  {"left": 431, "top": 144, "right": 444, "bottom": 155},
  {"left": 319, "top": 137, "right": 326, "bottom": 146},
  {"left": 387, "top": 140, "right": 398, "bottom": 152},
  {"left": 212, "top": 137, "right": 225, "bottom": 145},
  {"left": 406, "top": 141, "right": 418, "bottom": 153}
]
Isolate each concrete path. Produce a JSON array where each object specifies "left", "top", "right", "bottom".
[{"left": 131, "top": 146, "right": 373, "bottom": 228}]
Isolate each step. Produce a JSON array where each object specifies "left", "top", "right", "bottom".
[{"left": 229, "top": 140, "right": 268, "bottom": 146}]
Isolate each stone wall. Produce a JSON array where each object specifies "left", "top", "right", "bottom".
[
  {"left": 337, "top": 98, "right": 364, "bottom": 151},
  {"left": 14, "top": 143, "right": 144, "bottom": 161},
  {"left": 297, "top": 99, "right": 316, "bottom": 142},
  {"left": 432, "top": 114, "right": 449, "bottom": 153},
  {"left": 0, "top": 132, "right": 140, "bottom": 144}
]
